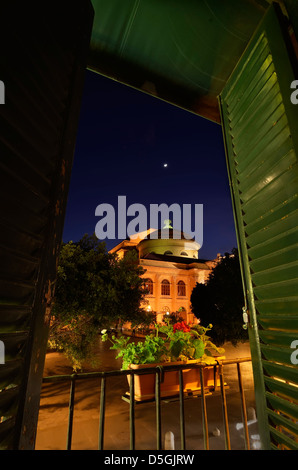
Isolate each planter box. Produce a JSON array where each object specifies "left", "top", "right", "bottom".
[{"left": 127, "top": 358, "right": 224, "bottom": 401}]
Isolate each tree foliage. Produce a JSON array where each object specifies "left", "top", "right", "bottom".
[
  {"left": 49, "top": 234, "right": 149, "bottom": 370},
  {"left": 162, "top": 311, "right": 184, "bottom": 325},
  {"left": 190, "top": 248, "right": 247, "bottom": 346}
]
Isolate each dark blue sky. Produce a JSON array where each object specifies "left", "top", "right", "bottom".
[{"left": 62, "top": 70, "right": 237, "bottom": 260}]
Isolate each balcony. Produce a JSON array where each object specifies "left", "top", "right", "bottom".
[{"left": 36, "top": 356, "right": 258, "bottom": 450}]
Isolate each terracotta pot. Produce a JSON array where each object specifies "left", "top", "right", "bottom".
[{"left": 127, "top": 357, "right": 224, "bottom": 401}]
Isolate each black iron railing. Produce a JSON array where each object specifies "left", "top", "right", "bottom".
[{"left": 40, "top": 357, "right": 253, "bottom": 450}]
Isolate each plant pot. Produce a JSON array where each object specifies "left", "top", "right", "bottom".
[{"left": 127, "top": 357, "right": 224, "bottom": 401}]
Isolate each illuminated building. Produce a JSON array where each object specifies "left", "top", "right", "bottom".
[{"left": 109, "top": 222, "right": 219, "bottom": 324}]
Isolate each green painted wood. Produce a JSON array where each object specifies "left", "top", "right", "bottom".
[
  {"left": 88, "top": 0, "right": 269, "bottom": 122},
  {"left": 265, "top": 376, "right": 298, "bottom": 402}
]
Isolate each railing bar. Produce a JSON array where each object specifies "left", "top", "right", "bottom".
[
  {"left": 66, "top": 375, "right": 76, "bottom": 450},
  {"left": 129, "top": 373, "right": 135, "bottom": 450},
  {"left": 219, "top": 364, "right": 231, "bottom": 450},
  {"left": 213, "top": 365, "right": 218, "bottom": 392},
  {"left": 179, "top": 369, "right": 186, "bottom": 450},
  {"left": 98, "top": 376, "right": 106, "bottom": 450},
  {"left": 42, "top": 358, "right": 252, "bottom": 383},
  {"left": 221, "top": 357, "right": 251, "bottom": 365},
  {"left": 199, "top": 368, "right": 209, "bottom": 450},
  {"left": 155, "top": 369, "right": 162, "bottom": 450},
  {"left": 237, "top": 362, "right": 250, "bottom": 450}
]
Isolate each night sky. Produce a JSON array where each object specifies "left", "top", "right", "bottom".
[{"left": 62, "top": 70, "right": 237, "bottom": 260}]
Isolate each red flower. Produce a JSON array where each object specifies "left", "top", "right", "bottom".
[{"left": 173, "top": 321, "right": 190, "bottom": 333}]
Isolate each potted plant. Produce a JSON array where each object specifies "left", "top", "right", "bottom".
[{"left": 101, "top": 321, "right": 225, "bottom": 401}]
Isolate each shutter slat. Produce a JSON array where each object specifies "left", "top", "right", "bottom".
[
  {"left": 242, "top": 173, "right": 298, "bottom": 222},
  {"left": 0, "top": 418, "right": 15, "bottom": 450},
  {"left": 248, "top": 229, "right": 298, "bottom": 263},
  {"left": 262, "top": 360, "right": 298, "bottom": 385},
  {"left": 0, "top": 361, "right": 23, "bottom": 390},
  {"left": 246, "top": 207, "right": 298, "bottom": 250},
  {"left": 225, "top": 34, "right": 268, "bottom": 107},
  {"left": 254, "top": 278, "right": 298, "bottom": 300},
  {"left": 266, "top": 394, "right": 298, "bottom": 420},
  {"left": 239, "top": 145, "right": 294, "bottom": 197},
  {"left": 229, "top": 54, "right": 275, "bottom": 124},
  {"left": 252, "top": 260, "right": 298, "bottom": 286},
  {"left": 255, "top": 297, "right": 298, "bottom": 315},
  {"left": 264, "top": 376, "right": 298, "bottom": 402},
  {"left": 0, "top": 305, "right": 31, "bottom": 333},
  {"left": 269, "top": 426, "right": 298, "bottom": 450},
  {"left": 268, "top": 412, "right": 298, "bottom": 445},
  {"left": 0, "top": 388, "right": 19, "bottom": 418},
  {"left": 261, "top": 344, "right": 296, "bottom": 365},
  {"left": 236, "top": 124, "right": 292, "bottom": 176},
  {"left": 232, "top": 86, "right": 283, "bottom": 152},
  {"left": 250, "top": 245, "right": 298, "bottom": 273},
  {"left": 258, "top": 314, "right": 298, "bottom": 330}
]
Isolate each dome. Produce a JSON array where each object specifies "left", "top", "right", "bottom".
[
  {"left": 137, "top": 225, "right": 200, "bottom": 259},
  {"left": 145, "top": 228, "right": 195, "bottom": 241}
]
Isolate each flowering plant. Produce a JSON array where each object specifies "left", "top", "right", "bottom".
[
  {"left": 173, "top": 321, "right": 190, "bottom": 333},
  {"left": 101, "top": 321, "right": 224, "bottom": 370}
]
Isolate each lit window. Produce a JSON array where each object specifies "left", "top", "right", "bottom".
[
  {"left": 161, "top": 279, "right": 170, "bottom": 296},
  {"left": 177, "top": 280, "right": 186, "bottom": 296},
  {"left": 145, "top": 278, "right": 153, "bottom": 295}
]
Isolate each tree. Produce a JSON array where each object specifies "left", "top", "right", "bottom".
[
  {"left": 162, "top": 311, "right": 184, "bottom": 325},
  {"left": 190, "top": 248, "right": 247, "bottom": 346},
  {"left": 49, "top": 234, "right": 149, "bottom": 370}
]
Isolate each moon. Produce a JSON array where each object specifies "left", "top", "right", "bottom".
[{"left": 163, "top": 163, "right": 168, "bottom": 167}]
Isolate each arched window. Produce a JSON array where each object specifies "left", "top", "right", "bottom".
[
  {"left": 161, "top": 279, "right": 170, "bottom": 296},
  {"left": 177, "top": 280, "right": 186, "bottom": 296},
  {"left": 162, "top": 306, "right": 170, "bottom": 315},
  {"left": 180, "top": 251, "right": 188, "bottom": 256},
  {"left": 144, "top": 278, "right": 153, "bottom": 295},
  {"left": 164, "top": 250, "right": 173, "bottom": 255}
]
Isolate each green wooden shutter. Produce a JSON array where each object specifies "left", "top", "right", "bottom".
[
  {"left": 220, "top": 4, "right": 298, "bottom": 450},
  {"left": 0, "top": 2, "right": 94, "bottom": 450}
]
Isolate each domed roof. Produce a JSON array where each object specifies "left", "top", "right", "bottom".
[
  {"left": 144, "top": 228, "right": 195, "bottom": 241},
  {"left": 141, "top": 220, "right": 195, "bottom": 241},
  {"left": 136, "top": 221, "right": 200, "bottom": 259}
]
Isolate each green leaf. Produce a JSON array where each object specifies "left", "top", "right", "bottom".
[
  {"left": 193, "top": 339, "right": 205, "bottom": 359},
  {"left": 170, "top": 339, "right": 184, "bottom": 358},
  {"left": 201, "top": 354, "right": 217, "bottom": 365}
]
